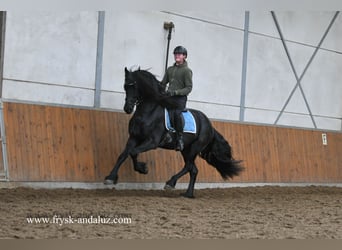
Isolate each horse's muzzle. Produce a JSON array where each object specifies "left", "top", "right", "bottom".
[{"left": 124, "top": 102, "right": 134, "bottom": 114}]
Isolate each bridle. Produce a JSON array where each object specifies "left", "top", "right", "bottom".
[{"left": 124, "top": 79, "right": 141, "bottom": 110}]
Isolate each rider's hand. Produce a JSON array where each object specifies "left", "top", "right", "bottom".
[{"left": 166, "top": 90, "right": 176, "bottom": 96}]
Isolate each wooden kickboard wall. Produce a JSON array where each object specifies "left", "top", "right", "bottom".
[{"left": 3, "top": 102, "right": 342, "bottom": 183}]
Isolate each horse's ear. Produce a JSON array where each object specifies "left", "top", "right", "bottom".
[
  {"left": 138, "top": 66, "right": 140, "bottom": 71},
  {"left": 125, "top": 67, "right": 129, "bottom": 74}
]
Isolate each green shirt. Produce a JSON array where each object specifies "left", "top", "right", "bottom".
[{"left": 161, "top": 61, "right": 193, "bottom": 96}]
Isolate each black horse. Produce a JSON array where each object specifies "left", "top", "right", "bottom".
[{"left": 104, "top": 67, "right": 244, "bottom": 198}]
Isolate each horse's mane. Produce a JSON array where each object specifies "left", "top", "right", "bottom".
[
  {"left": 133, "top": 69, "right": 164, "bottom": 94},
  {"left": 131, "top": 69, "right": 178, "bottom": 108}
]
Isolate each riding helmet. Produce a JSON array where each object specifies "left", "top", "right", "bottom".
[{"left": 173, "top": 46, "right": 188, "bottom": 56}]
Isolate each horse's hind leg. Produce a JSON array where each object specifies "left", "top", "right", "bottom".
[
  {"left": 164, "top": 146, "right": 192, "bottom": 189},
  {"left": 164, "top": 164, "right": 190, "bottom": 189},
  {"left": 164, "top": 146, "right": 199, "bottom": 198},
  {"left": 181, "top": 161, "right": 198, "bottom": 198},
  {"left": 178, "top": 148, "right": 200, "bottom": 198},
  {"left": 165, "top": 159, "right": 198, "bottom": 198}
]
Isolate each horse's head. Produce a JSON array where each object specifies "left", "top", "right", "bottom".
[
  {"left": 123, "top": 67, "right": 174, "bottom": 113},
  {"left": 123, "top": 67, "right": 139, "bottom": 114}
]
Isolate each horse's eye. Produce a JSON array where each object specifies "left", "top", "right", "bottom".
[{"left": 125, "top": 81, "right": 135, "bottom": 87}]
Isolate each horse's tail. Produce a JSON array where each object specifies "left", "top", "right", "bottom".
[{"left": 200, "top": 129, "right": 244, "bottom": 179}]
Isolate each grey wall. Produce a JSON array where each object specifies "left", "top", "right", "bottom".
[
  {"left": 2, "top": 12, "right": 98, "bottom": 106},
  {"left": 245, "top": 11, "right": 342, "bottom": 131},
  {"left": 2, "top": 11, "right": 342, "bottom": 131}
]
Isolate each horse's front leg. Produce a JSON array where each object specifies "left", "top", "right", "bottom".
[
  {"left": 131, "top": 154, "right": 148, "bottom": 175},
  {"left": 104, "top": 137, "right": 136, "bottom": 185},
  {"left": 129, "top": 137, "right": 161, "bottom": 174},
  {"left": 130, "top": 137, "right": 158, "bottom": 156},
  {"left": 105, "top": 137, "right": 158, "bottom": 184}
]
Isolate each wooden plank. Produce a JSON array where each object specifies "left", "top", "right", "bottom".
[
  {"left": 90, "top": 109, "right": 104, "bottom": 180},
  {"left": 2, "top": 104, "right": 18, "bottom": 178},
  {"left": 28, "top": 104, "right": 43, "bottom": 180},
  {"left": 61, "top": 107, "right": 76, "bottom": 180},
  {"left": 72, "top": 108, "right": 92, "bottom": 181},
  {"left": 44, "top": 106, "right": 56, "bottom": 180},
  {"left": 0, "top": 114, "right": 4, "bottom": 173}
]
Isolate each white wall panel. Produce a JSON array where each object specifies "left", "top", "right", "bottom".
[
  {"left": 244, "top": 108, "right": 279, "bottom": 125},
  {"left": 275, "top": 11, "right": 335, "bottom": 46},
  {"left": 183, "top": 24, "right": 243, "bottom": 106},
  {"left": 100, "top": 91, "right": 125, "bottom": 111},
  {"left": 3, "top": 12, "right": 98, "bottom": 89},
  {"left": 245, "top": 34, "right": 296, "bottom": 111},
  {"left": 284, "top": 88, "right": 310, "bottom": 115},
  {"left": 301, "top": 49, "right": 342, "bottom": 118},
  {"left": 315, "top": 116, "right": 342, "bottom": 131},
  {"left": 187, "top": 101, "right": 240, "bottom": 121},
  {"left": 3, "top": 80, "right": 94, "bottom": 106},
  {"left": 249, "top": 11, "right": 280, "bottom": 38},
  {"left": 277, "top": 113, "right": 315, "bottom": 129},
  {"left": 286, "top": 42, "right": 315, "bottom": 77},
  {"left": 101, "top": 11, "right": 167, "bottom": 93},
  {"left": 322, "top": 13, "right": 342, "bottom": 52},
  {"left": 176, "top": 11, "right": 244, "bottom": 30}
]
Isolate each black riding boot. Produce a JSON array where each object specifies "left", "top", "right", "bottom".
[
  {"left": 173, "top": 108, "right": 185, "bottom": 151},
  {"left": 176, "top": 132, "right": 184, "bottom": 151}
]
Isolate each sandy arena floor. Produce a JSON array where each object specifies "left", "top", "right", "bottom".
[{"left": 0, "top": 186, "right": 341, "bottom": 239}]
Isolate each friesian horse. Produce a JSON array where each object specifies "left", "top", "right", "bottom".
[{"left": 104, "top": 67, "right": 244, "bottom": 198}]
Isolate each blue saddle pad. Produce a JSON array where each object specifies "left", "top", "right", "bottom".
[{"left": 165, "top": 109, "right": 197, "bottom": 134}]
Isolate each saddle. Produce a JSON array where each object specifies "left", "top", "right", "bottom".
[{"left": 164, "top": 109, "right": 197, "bottom": 134}]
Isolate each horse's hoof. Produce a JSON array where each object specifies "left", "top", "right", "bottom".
[
  {"left": 103, "top": 175, "right": 119, "bottom": 185},
  {"left": 104, "top": 175, "right": 118, "bottom": 185},
  {"left": 134, "top": 162, "right": 148, "bottom": 175},
  {"left": 164, "top": 184, "right": 175, "bottom": 190},
  {"left": 180, "top": 192, "right": 195, "bottom": 199},
  {"left": 104, "top": 179, "right": 114, "bottom": 185}
]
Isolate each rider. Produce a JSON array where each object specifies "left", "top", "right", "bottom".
[{"left": 161, "top": 46, "right": 193, "bottom": 151}]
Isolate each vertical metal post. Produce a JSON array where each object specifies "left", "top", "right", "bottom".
[
  {"left": 239, "top": 11, "right": 249, "bottom": 122},
  {"left": 163, "top": 22, "right": 174, "bottom": 73},
  {"left": 94, "top": 11, "right": 105, "bottom": 108},
  {"left": 0, "top": 12, "right": 8, "bottom": 180},
  {"left": 0, "top": 11, "right": 6, "bottom": 98},
  {"left": 0, "top": 101, "right": 9, "bottom": 181}
]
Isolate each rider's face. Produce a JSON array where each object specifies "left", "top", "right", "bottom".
[{"left": 174, "top": 53, "right": 186, "bottom": 64}]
